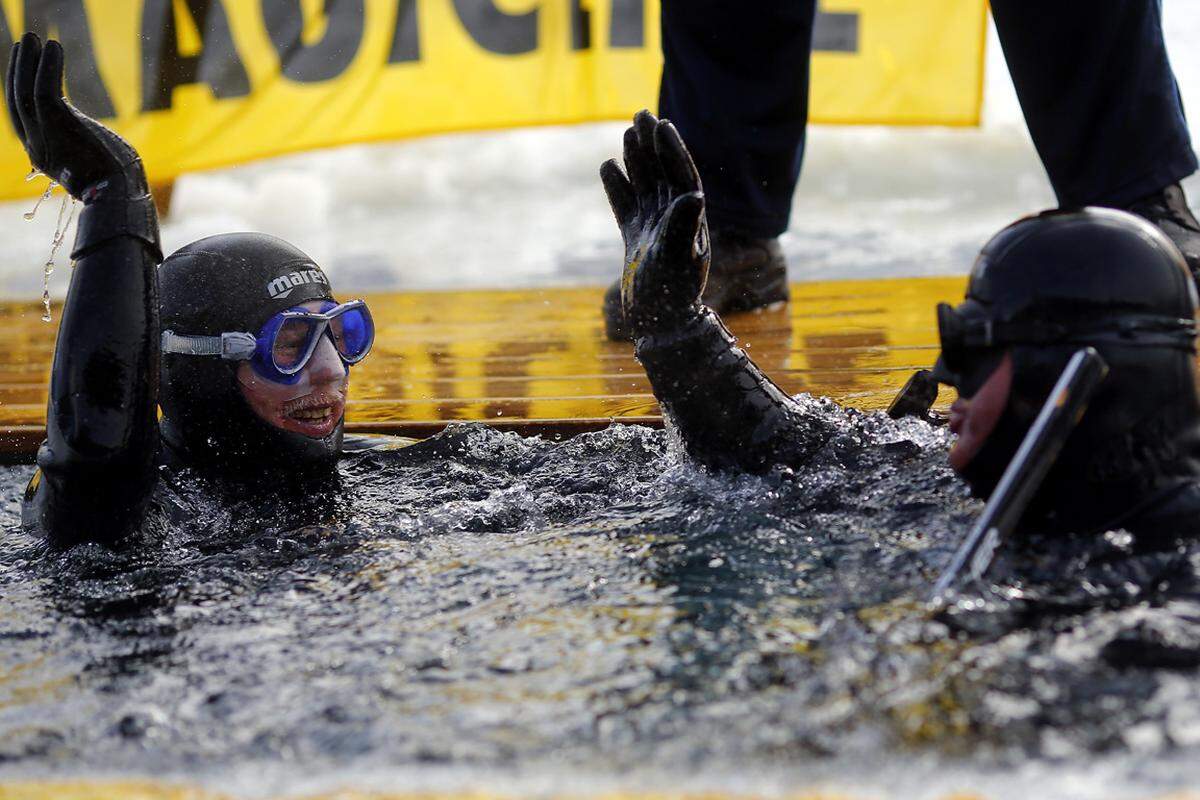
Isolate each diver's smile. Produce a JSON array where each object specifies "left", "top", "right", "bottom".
[{"left": 279, "top": 390, "right": 346, "bottom": 437}]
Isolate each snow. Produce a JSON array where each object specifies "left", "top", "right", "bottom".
[{"left": 0, "top": 9, "right": 1198, "bottom": 298}]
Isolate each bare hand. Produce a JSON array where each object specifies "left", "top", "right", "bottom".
[{"left": 601, "top": 110, "right": 710, "bottom": 338}]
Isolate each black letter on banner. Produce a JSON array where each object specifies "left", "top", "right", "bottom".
[
  {"left": 141, "top": 0, "right": 251, "bottom": 112},
  {"left": 570, "top": 0, "right": 589, "bottom": 51},
  {"left": 452, "top": 0, "right": 537, "bottom": 56},
  {"left": 388, "top": 0, "right": 419, "bottom": 63},
  {"left": 813, "top": 8, "right": 858, "bottom": 53},
  {"left": 20, "top": 0, "right": 114, "bottom": 118},
  {"left": 609, "top": 0, "right": 642, "bottom": 48},
  {"left": 0, "top": 7, "right": 12, "bottom": 63},
  {"left": 262, "top": 0, "right": 365, "bottom": 83}
]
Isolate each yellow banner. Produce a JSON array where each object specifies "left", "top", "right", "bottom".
[{"left": 0, "top": 0, "right": 987, "bottom": 201}]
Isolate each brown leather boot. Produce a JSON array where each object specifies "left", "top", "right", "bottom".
[{"left": 603, "top": 228, "right": 789, "bottom": 341}]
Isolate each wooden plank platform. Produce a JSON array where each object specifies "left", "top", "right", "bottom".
[{"left": 0, "top": 276, "right": 967, "bottom": 455}]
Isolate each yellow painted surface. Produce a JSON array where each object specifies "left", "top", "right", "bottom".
[
  {"left": 0, "top": 275, "right": 967, "bottom": 453},
  {"left": 0, "top": 0, "right": 987, "bottom": 200}
]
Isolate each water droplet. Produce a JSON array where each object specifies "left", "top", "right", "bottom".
[
  {"left": 38, "top": 193, "right": 79, "bottom": 323},
  {"left": 23, "top": 179, "right": 58, "bottom": 221},
  {"left": 40, "top": 260, "right": 53, "bottom": 322}
]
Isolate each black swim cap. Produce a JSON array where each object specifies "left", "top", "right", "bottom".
[
  {"left": 158, "top": 233, "right": 343, "bottom": 472},
  {"left": 937, "top": 208, "right": 1200, "bottom": 533}
]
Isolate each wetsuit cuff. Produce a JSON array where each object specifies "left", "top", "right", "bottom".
[
  {"left": 634, "top": 306, "right": 727, "bottom": 356},
  {"left": 71, "top": 191, "right": 162, "bottom": 262}
]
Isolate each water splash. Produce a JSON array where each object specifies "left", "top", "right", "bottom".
[
  {"left": 0, "top": 420, "right": 1197, "bottom": 795},
  {"left": 39, "top": 192, "right": 79, "bottom": 322}
]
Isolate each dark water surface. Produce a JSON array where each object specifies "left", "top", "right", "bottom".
[{"left": 2, "top": 401, "right": 1200, "bottom": 796}]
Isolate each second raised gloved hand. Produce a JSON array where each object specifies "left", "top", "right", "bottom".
[{"left": 600, "top": 110, "right": 711, "bottom": 339}]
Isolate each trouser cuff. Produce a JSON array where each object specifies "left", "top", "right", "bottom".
[{"left": 1068, "top": 141, "right": 1199, "bottom": 209}]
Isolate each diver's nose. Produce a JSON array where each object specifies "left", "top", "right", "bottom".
[{"left": 305, "top": 334, "right": 346, "bottom": 384}]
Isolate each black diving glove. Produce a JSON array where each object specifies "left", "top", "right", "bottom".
[
  {"left": 600, "top": 110, "right": 710, "bottom": 339},
  {"left": 6, "top": 33, "right": 160, "bottom": 260}
]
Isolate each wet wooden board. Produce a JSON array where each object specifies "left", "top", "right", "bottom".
[{"left": 0, "top": 276, "right": 967, "bottom": 455}]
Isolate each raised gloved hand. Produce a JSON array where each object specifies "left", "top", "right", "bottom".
[
  {"left": 6, "top": 32, "right": 160, "bottom": 259},
  {"left": 601, "top": 110, "right": 710, "bottom": 339}
]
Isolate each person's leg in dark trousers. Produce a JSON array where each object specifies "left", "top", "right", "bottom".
[
  {"left": 991, "top": 0, "right": 1200, "bottom": 274},
  {"left": 602, "top": 0, "right": 817, "bottom": 340},
  {"left": 659, "top": 0, "right": 816, "bottom": 238}
]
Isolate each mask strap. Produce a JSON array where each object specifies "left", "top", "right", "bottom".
[
  {"left": 161, "top": 330, "right": 257, "bottom": 361},
  {"left": 960, "top": 315, "right": 1197, "bottom": 348}
]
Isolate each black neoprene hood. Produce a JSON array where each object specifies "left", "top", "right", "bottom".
[
  {"left": 944, "top": 208, "right": 1200, "bottom": 534},
  {"left": 967, "top": 207, "right": 1196, "bottom": 321},
  {"left": 158, "top": 232, "right": 343, "bottom": 472}
]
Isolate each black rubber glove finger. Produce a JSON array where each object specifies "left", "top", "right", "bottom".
[
  {"left": 6, "top": 42, "right": 26, "bottom": 147},
  {"left": 33, "top": 40, "right": 90, "bottom": 185},
  {"left": 654, "top": 120, "right": 702, "bottom": 199},
  {"left": 623, "top": 123, "right": 655, "bottom": 216},
  {"left": 661, "top": 192, "right": 708, "bottom": 285},
  {"left": 33, "top": 39, "right": 132, "bottom": 198},
  {"left": 13, "top": 33, "right": 46, "bottom": 169},
  {"left": 600, "top": 158, "right": 637, "bottom": 233},
  {"left": 633, "top": 109, "right": 668, "bottom": 207}
]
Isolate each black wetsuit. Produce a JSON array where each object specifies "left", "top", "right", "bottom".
[
  {"left": 20, "top": 196, "right": 163, "bottom": 546},
  {"left": 644, "top": 309, "right": 1200, "bottom": 540},
  {"left": 603, "top": 113, "right": 1200, "bottom": 542}
]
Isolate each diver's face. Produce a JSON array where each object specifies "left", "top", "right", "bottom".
[
  {"left": 947, "top": 353, "right": 1012, "bottom": 473},
  {"left": 236, "top": 300, "right": 349, "bottom": 438}
]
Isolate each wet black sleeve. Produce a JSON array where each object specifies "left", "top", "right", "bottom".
[
  {"left": 23, "top": 210, "right": 162, "bottom": 546},
  {"left": 9, "top": 34, "right": 164, "bottom": 545},
  {"left": 635, "top": 308, "right": 834, "bottom": 472}
]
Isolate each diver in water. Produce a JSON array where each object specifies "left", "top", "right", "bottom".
[
  {"left": 10, "top": 34, "right": 380, "bottom": 546},
  {"left": 603, "top": 110, "right": 1200, "bottom": 539}
]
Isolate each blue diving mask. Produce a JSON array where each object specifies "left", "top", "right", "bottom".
[{"left": 161, "top": 299, "right": 375, "bottom": 385}]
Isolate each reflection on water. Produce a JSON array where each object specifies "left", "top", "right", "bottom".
[{"left": 2, "top": 411, "right": 1200, "bottom": 794}]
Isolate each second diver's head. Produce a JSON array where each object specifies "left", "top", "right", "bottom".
[
  {"left": 932, "top": 207, "right": 1200, "bottom": 533},
  {"left": 158, "top": 233, "right": 374, "bottom": 475}
]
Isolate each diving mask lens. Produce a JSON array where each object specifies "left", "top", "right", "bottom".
[
  {"left": 328, "top": 303, "right": 374, "bottom": 364},
  {"left": 933, "top": 302, "right": 1005, "bottom": 396},
  {"left": 266, "top": 300, "right": 375, "bottom": 377},
  {"left": 273, "top": 316, "right": 322, "bottom": 372},
  {"left": 936, "top": 302, "right": 967, "bottom": 375}
]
